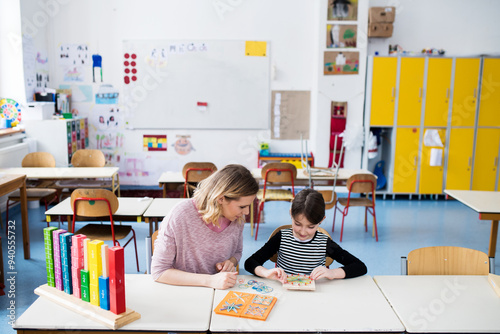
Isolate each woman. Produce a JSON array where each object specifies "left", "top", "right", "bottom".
[{"left": 151, "top": 164, "right": 259, "bottom": 289}]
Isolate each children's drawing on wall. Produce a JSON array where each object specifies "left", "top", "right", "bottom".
[
  {"left": 327, "top": 0, "right": 358, "bottom": 21},
  {"left": 326, "top": 24, "right": 357, "bottom": 48},
  {"left": 95, "top": 84, "right": 119, "bottom": 104},
  {"left": 143, "top": 135, "right": 167, "bottom": 151},
  {"left": 23, "top": 36, "right": 36, "bottom": 101},
  {"left": 58, "top": 44, "right": 90, "bottom": 82},
  {"left": 90, "top": 105, "right": 124, "bottom": 166},
  {"left": 92, "top": 54, "right": 103, "bottom": 82},
  {"left": 59, "top": 85, "right": 93, "bottom": 103},
  {"left": 324, "top": 51, "right": 359, "bottom": 75},
  {"left": 34, "top": 48, "right": 50, "bottom": 90},
  {"left": 123, "top": 52, "right": 138, "bottom": 85},
  {"left": 146, "top": 48, "right": 167, "bottom": 68},
  {"left": 119, "top": 153, "right": 178, "bottom": 186},
  {"left": 173, "top": 135, "right": 195, "bottom": 155}
]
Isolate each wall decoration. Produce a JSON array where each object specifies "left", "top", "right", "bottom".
[
  {"left": 58, "top": 44, "right": 90, "bottom": 82},
  {"left": 324, "top": 51, "right": 359, "bottom": 75},
  {"left": 123, "top": 52, "right": 137, "bottom": 85},
  {"left": 95, "top": 84, "right": 119, "bottom": 104},
  {"left": 59, "top": 85, "right": 93, "bottom": 103},
  {"left": 271, "top": 91, "right": 310, "bottom": 140},
  {"left": 173, "top": 135, "right": 194, "bottom": 155},
  {"left": 0, "top": 98, "right": 22, "bottom": 127},
  {"left": 92, "top": 54, "right": 103, "bottom": 82},
  {"left": 143, "top": 135, "right": 167, "bottom": 151},
  {"left": 23, "top": 35, "right": 36, "bottom": 101},
  {"left": 327, "top": 0, "right": 358, "bottom": 21},
  {"left": 326, "top": 24, "right": 357, "bottom": 48}
]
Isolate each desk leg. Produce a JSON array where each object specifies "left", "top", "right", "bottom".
[
  {"left": 163, "top": 184, "right": 166, "bottom": 198},
  {"left": 20, "top": 179, "right": 30, "bottom": 260},
  {"left": 67, "top": 215, "right": 73, "bottom": 234},
  {"left": 488, "top": 220, "right": 499, "bottom": 258},
  {"left": 146, "top": 218, "right": 152, "bottom": 236}
]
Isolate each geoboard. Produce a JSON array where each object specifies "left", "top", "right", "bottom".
[
  {"left": 283, "top": 274, "right": 315, "bottom": 291},
  {"left": 214, "top": 291, "right": 277, "bottom": 321}
]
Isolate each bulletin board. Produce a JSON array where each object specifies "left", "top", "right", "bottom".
[
  {"left": 122, "top": 40, "right": 270, "bottom": 129},
  {"left": 271, "top": 90, "right": 310, "bottom": 140}
]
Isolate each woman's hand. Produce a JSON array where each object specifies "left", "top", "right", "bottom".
[
  {"left": 216, "top": 259, "right": 237, "bottom": 273},
  {"left": 210, "top": 271, "right": 238, "bottom": 289},
  {"left": 255, "top": 266, "right": 287, "bottom": 283},
  {"left": 310, "top": 266, "right": 346, "bottom": 280}
]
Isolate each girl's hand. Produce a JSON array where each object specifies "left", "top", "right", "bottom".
[
  {"left": 210, "top": 271, "right": 238, "bottom": 289},
  {"left": 262, "top": 268, "right": 287, "bottom": 283},
  {"left": 216, "top": 259, "right": 236, "bottom": 273},
  {"left": 310, "top": 266, "right": 346, "bottom": 280}
]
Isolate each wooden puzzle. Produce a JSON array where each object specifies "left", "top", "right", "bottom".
[
  {"left": 214, "top": 291, "right": 277, "bottom": 321},
  {"left": 283, "top": 274, "right": 315, "bottom": 291}
]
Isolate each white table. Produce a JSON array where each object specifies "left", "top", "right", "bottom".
[
  {"left": 375, "top": 275, "right": 500, "bottom": 333},
  {"left": 210, "top": 275, "right": 404, "bottom": 333},
  {"left": 143, "top": 198, "right": 188, "bottom": 235},
  {"left": 445, "top": 190, "right": 500, "bottom": 262},
  {"left": 14, "top": 274, "right": 214, "bottom": 333},
  {"left": 0, "top": 167, "right": 120, "bottom": 195},
  {"left": 45, "top": 197, "right": 153, "bottom": 233}
]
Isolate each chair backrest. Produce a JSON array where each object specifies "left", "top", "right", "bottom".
[
  {"left": 151, "top": 230, "right": 159, "bottom": 253},
  {"left": 346, "top": 173, "right": 377, "bottom": 194},
  {"left": 22, "top": 152, "right": 56, "bottom": 167},
  {"left": 71, "top": 149, "right": 106, "bottom": 167},
  {"left": 407, "top": 246, "right": 489, "bottom": 275},
  {"left": 182, "top": 162, "right": 217, "bottom": 182},
  {"left": 261, "top": 162, "right": 297, "bottom": 183},
  {"left": 318, "top": 190, "right": 337, "bottom": 210},
  {"left": 70, "top": 188, "right": 119, "bottom": 218},
  {"left": 268, "top": 224, "right": 333, "bottom": 267}
]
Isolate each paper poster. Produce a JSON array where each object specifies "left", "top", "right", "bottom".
[
  {"left": 324, "top": 51, "right": 359, "bottom": 75},
  {"left": 95, "top": 84, "right": 119, "bottom": 104},
  {"left": 172, "top": 135, "right": 195, "bottom": 155},
  {"left": 245, "top": 41, "right": 267, "bottom": 57},
  {"left": 271, "top": 91, "right": 310, "bottom": 140},
  {"left": 327, "top": 0, "right": 358, "bottom": 21},
  {"left": 58, "top": 44, "right": 89, "bottom": 82},
  {"left": 326, "top": 24, "right": 357, "bottom": 48},
  {"left": 59, "top": 85, "right": 93, "bottom": 103},
  {"left": 143, "top": 135, "right": 167, "bottom": 151},
  {"left": 23, "top": 35, "right": 36, "bottom": 101},
  {"left": 92, "top": 54, "right": 103, "bottom": 82}
]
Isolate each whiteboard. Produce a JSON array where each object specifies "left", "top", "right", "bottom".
[{"left": 122, "top": 40, "right": 270, "bottom": 129}]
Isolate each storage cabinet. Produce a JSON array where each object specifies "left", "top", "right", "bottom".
[
  {"left": 451, "top": 58, "right": 480, "bottom": 127},
  {"left": 424, "top": 58, "right": 452, "bottom": 127},
  {"left": 478, "top": 58, "right": 500, "bottom": 127},
  {"left": 472, "top": 128, "right": 500, "bottom": 191},
  {"left": 369, "top": 57, "right": 397, "bottom": 126},
  {"left": 397, "top": 58, "right": 425, "bottom": 126},
  {"left": 419, "top": 128, "right": 446, "bottom": 194},
  {"left": 393, "top": 127, "right": 419, "bottom": 193},
  {"left": 445, "top": 128, "right": 474, "bottom": 190}
]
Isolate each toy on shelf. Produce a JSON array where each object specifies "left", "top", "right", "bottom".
[
  {"left": 282, "top": 274, "right": 316, "bottom": 291},
  {"left": 39, "top": 227, "right": 140, "bottom": 329},
  {"left": 259, "top": 142, "right": 270, "bottom": 156},
  {"left": 214, "top": 290, "right": 277, "bottom": 321}
]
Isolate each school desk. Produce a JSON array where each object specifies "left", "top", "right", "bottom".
[
  {"left": 210, "top": 274, "right": 404, "bottom": 333},
  {"left": 0, "top": 167, "right": 120, "bottom": 196},
  {"left": 14, "top": 274, "right": 215, "bottom": 333},
  {"left": 374, "top": 275, "right": 500, "bottom": 333},
  {"left": 44, "top": 197, "right": 153, "bottom": 234},
  {"left": 445, "top": 189, "right": 500, "bottom": 268},
  {"left": 0, "top": 174, "right": 29, "bottom": 258},
  {"left": 143, "top": 198, "right": 188, "bottom": 235}
]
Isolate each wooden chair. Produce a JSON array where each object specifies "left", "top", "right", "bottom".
[
  {"left": 70, "top": 188, "right": 139, "bottom": 271},
  {"left": 334, "top": 173, "right": 378, "bottom": 242},
  {"left": 6, "top": 152, "right": 59, "bottom": 227},
  {"left": 151, "top": 230, "right": 158, "bottom": 254},
  {"left": 181, "top": 162, "right": 217, "bottom": 198},
  {"left": 255, "top": 163, "right": 297, "bottom": 241},
  {"left": 402, "top": 246, "right": 489, "bottom": 275}
]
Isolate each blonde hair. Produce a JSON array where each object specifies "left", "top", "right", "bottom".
[{"left": 193, "top": 164, "right": 259, "bottom": 226}]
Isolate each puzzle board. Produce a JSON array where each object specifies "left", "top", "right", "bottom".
[
  {"left": 214, "top": 291, "right": 277, "bottom": 321},
  {"left": 283, "top": 274, "right": 316, "bottom": 291}
]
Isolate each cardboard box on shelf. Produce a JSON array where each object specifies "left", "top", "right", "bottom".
[
  {"left": 368, "top": 23, "right": 393, "bottom": 38},
  {"left": 369, "top": 7, "right": 396, "bottom": 23}
]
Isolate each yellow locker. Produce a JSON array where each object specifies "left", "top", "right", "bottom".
[
  {"left": 397, "top": 58, "right": 425, "bottom": 126},
  {"left": 451, "top": 58, "right": 480, "bottom": 127},
  {"left": 478, "top": 58, "right": 500, "bottom": 127},
  {"left": 424, "top": 58, "right": 452, "bottom": 127},
  {"left": 393, "top": 127, "right": 420, "bottom": 193},
  {"left": 445, "top": 128, "right": 474, "bottom": 190},
  {"left": 419, "top": 129, "right": 446, "bottom": 194},
  {"left": 370, "top": 57, "right": 397, "bottom": 126},
  {"left": 472, "top": 128, "right": 500, "bottom": 191}
]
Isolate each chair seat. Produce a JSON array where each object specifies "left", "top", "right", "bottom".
[
  {"left": 75, "top": 223, "right": 133, "bottom": 241},
  {"left": 338, "top": 197, "right": 373, "bottom": 207},
  {"left": 257, "top": 189, "right": 294, "bottom": 201},
  {"left": 9, "top": 188, "right": 58, "bottom": 200}
]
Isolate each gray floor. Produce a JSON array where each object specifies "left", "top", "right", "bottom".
[{"left": 1, "top": 194, "right": 498, "bottom": 333}]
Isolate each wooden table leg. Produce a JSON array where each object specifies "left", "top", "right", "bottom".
[
  {"left": 146, "top": 218, "right": 152, "bottom": 236},
  {"left": 20, "top": 178, "right": 30, "bottom": 260},
  {"left": 489, "top": 220, "right": 499, "bottom": 258}
]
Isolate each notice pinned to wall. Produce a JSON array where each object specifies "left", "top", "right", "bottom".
[
  {"left": 271, "top": 91, "right": 310, "bottom": 140},
  {"left": 324, "top": 51, "right": 359, "bottom": 75},
  {"left": 245, "top": 41, "right": 267, "bottom": 56},
  {"left": 143, "top": 135, "right": 167, "bottom": 151}
]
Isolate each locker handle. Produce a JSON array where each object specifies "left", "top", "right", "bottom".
[
  {"left": 495, "top": 157, "right": 498, "bottom": 167},
  {"left": 392, "top": 87, "right": 396, "bottom": 98},
  {"left": 446, "top": 88, "right": 450, "bottom": 99},
  {"left": 419, "top": 88, "right": 423, "bottom": 98},
  {"left": 473, "top": 88, "right": 477, "bottom": 98},
  {"left": 468, "top": 157, "right": 472, "bottom": 167},
  {"left": 414, "top": 156, "right": 417, "bottom": 166}
]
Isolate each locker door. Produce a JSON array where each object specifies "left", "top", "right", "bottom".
[
  {"left": 445, "top": 128, "right": 474, "bottom": 190},
  {"left": 397, "top": 58, "right": 425, "bottom": 126},
  {"left": 478, "top": 58, "right": 500, "bottom": 127},
  {"left": 370, "top": 57, "right": 397, "bottom": 126},
  {"left": 424, "top": 58, "right": 452, "bottom": 127},
  {"left": 419, "top": 128, "right": 446, "bottom": 194},
  {"left": 451, "top": 58, "right": 480, "bottom": 127},
  {"left": 393, "top": 127, "right": 420, "bottom": 193},
  {"left": 472, "top": 128, "right": 500, "bottom": 191}
]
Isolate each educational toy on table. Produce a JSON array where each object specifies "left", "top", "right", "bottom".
[
  {"left": 214, "top": 290, "right": 277, "bottom": 321},
  {"left": 282, "top": 274, "right": 316, "bottom": 291},
  {"left": 39, "top": 227, "right": 140, "bottom": 329}
]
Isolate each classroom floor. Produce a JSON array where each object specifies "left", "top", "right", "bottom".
[{"left": 1, "top": 193, "right": 498, "bottom": 333}]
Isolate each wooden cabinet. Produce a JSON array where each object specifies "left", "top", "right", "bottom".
[
  {"left": 472, "top": 128, "right": 500, "bottom": 191},
  {"left": 370, "top": 57, "right": 397, "bottom": 126},
  {"left": 451, "top": 58, "right": 481, "bottom": 127},
  {"left": 445, "top": 128, "right": 474, "bottom": 190},
  {"left": 424, "top": 58, "right": 452, "bottom": 127},
  {"left": 397, "top": 58, "right": 425, "bottom": 126},
  {"left": 393, "top": 127, "right": 419, "bottom": 193}
]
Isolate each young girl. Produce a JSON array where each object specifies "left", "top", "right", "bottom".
[{"left": 244, "top": 188, "right": 367, "bottom": 282}]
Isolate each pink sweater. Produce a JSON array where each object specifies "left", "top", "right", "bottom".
[{"left": 151, "top": 199, "right": 244, "bottom": 280}]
